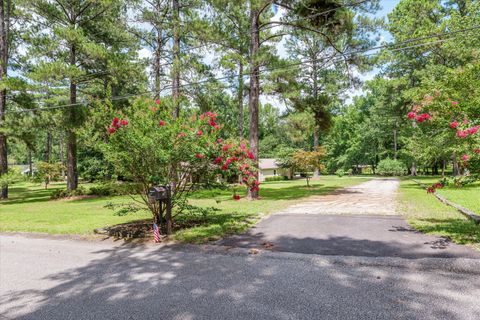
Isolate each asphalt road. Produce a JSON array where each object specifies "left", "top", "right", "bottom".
[
  {"left": 217, "top": 214, "right": 480, "bottom": 258},
  {"left": 1, "top": 234, "right": 480, "bottom": 320},
  {"left": 218, "top": 179, "right": 480, "bottom": 259}
]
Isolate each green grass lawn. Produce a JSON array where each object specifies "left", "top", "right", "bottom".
[
  {"left": 0, "top": 176, "right": 370, "bottom": 243},
  {"left": 410, "top": 176, "right": 480, "bottom": 214},
  {"left": 398, "top": 178, "right": 480, "bottom": 250}
]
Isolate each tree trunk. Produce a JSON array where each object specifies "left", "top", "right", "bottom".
[
  {"left": 0, "top": 0, "right": 10, "bottom": 199},
  {"left": 153, "top": 3, "right": 163, "bottom": 99},
  {"left": 28, "top": 149, "right": 33, "bottom": 177},
  {"left": 171, "top": 0, "right": 180, "bottom": 119},
  {"left": 44, "top": 131, "right": 52, "bottom": 163},
  {"left": 442, "top": 158, "right": 446, "bottom": 177},
  {"left": 247, "top": 4, "right": 260, "bottom": 200},
  {"left": 313, "top": 126, "right": 320, "bottom": 177},
  {"left": 393, "top": 128, "right": 397, "bottom": 160},
  {"left": 452, "top": 152, "right": 460, "bottom": 176},
  {"left": 67, "top": 43, "right": 78, "bottom": 191},
  {"left": 312, "top": 58, "right": 320, "bottom": 178},
  {"left": 238, "top": 62, "right": 244, "bottom": 138},
  {"left": 410, "top": 162, "right": 417, "bottom": 176},
  {"left": 59, "top": 132, "right": 65, "bottom": 179}
]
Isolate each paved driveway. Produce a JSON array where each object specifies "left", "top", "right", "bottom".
[{"left": 218, "top": 179, "right": 480, "bottom": 259}]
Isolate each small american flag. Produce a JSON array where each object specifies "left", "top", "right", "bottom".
[{"left": 153, "top": 223, "right": 161, "bottom": 243}]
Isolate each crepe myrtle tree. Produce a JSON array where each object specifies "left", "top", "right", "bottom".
[
  {"left": 102, "top": 98, "right": 258, "bottom": 234},
  {"left": 406, "top": 91, "right": 480, "bottom": 182}
]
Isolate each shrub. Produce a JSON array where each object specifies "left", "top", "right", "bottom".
[
  {"left": 335, "top": 169, "right": 345, "bottom": 177},
  {"left": 89, "top": 182, "right": 141, "bottom": 196},
  {"left": 51, "top": 186, "right": 88, "bottom": 199},
  {"left": 265, "top": 176, "right": 287, "bottom": 182},
  {"left": 376, "top": 158, "right": 406, "bottom": 176}
]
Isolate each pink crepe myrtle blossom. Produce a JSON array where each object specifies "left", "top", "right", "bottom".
[
  {"left": 159, "top": 120, "right": 166, "bottom": 127},
  {"left": 415, "top": 113, "right": 432, "bottom": 123},
  {"left": 461, "top": 154, "right": 470, "bottom": 162},
  {"left": 449, "top": 121, "right": 459, "bottom": 129},
  {"left": 451, "top": 101, "right": 458, "bottom": 106},
  {"left": 196, "top": 130, "right": 203, "bottom": 136},
  {"left": 407, "top": 112, "right": 416, "bottom": 120}
]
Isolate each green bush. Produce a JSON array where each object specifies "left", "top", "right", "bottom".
[
  {"left": 89, "top": 182, "right": 141, "bottom": 196},
  {"left": 335, "top": 169, "right": 345, "bottom": 177},
  {"left": 264, "top": 176, "right": 288, "bottom": 182},
  {"left": 51, "top": 186, "right": 88, "bottom": 199},
  {"left": 376, "top": 158, "right": 406, "bottom": 176}
]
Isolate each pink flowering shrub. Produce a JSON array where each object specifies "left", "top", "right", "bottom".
[
  {"left": 103, "top": 98, "right": 259, "bottom": 233},
  {"left": 407, "top": 92, "right": 480, "bottom": 175}
]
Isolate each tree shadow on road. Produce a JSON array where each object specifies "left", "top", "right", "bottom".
[{"left": 1, "top": 239, "right": 479, "bottom": 320}]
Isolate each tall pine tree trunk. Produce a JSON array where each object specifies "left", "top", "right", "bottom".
[
  {"left": 238, "top": 62, "right": 244, "bottom": 138},
  {"left": 0, "top": 0, "right": 10, "bottom": 199},
  {"left": 44, "top": 131, "right": 52, "bottom": 162},
  {"left": 67, "top": 44, "right": 78, "bottom": 191},
  {"left": 171, "top": 0, "right": 180, "bottom": 119},
  {"left": 312, "top": 59, "right": 320, "bottom": 177},
  {"left": 248, "top": 4, "right": 260, "bottom": 200}
]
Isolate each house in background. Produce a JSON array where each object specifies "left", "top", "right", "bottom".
[{"left": 258, "top": 158, "right": 292, "bottom": 181}]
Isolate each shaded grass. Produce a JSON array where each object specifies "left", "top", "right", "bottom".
[
  {"left": 398, "top": 179, "right": 480, "bottom": 250},
  {"left": 0, "top": 176, "right": 370, "bottom": 243}
]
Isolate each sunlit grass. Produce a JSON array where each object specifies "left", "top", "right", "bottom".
[
  {"left": 398, "top": 178, "right": 480, "bottom": 250},
  {"left": 0, "top": 176, "right": 371, "bottom": 242}
]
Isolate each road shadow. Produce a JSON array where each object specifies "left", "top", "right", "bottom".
[
  {"left": 216, "top": 215, "right": 480, "bottom": 259},
  {"left": 1, "top": 240, "right": 479, "bottom": 320}
]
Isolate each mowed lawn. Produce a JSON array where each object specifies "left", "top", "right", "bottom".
[
  {"left": 0, "top": 176, "right": 371, "bottom": 243},
  {"left": 399, "top": 178, "right": 480, "bottom": 250}
]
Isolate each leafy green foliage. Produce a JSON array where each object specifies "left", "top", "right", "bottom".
[{"left": 376, "top": 158, "right": 406, "bottom": 176}]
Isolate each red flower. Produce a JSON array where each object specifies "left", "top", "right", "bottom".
[
  {"left": 222, "top": 144, "right": 231, "bottom": 152},
  {"left": 233, "top": 195, "right": 241, "bottom": 200},
  {"left": 426, "top": 187, "right": 435, "bottom": 194},
  {"left": 209, "top": 120, "right": 217, "bottom": 127},
  {"left": 112, "top": 117, "right": 120, "bottom": 128},
  {"left": 195, "top": 153, "right": 204, "bottom": 159},
  {"left": 247, "top": 151, "right": 255, "bottom": 159},
  {"left": 216, "top": 138, "right": 223, "bottom": 144},
  {"left": 467, "top": 126, "right": 479, "bottom": 135},
  {"left": 407, "top": 112, "right": 416, "bottom": 119},
  {"left": 214, "top": 125, "right": 220, "bottom": 130},
  {"left": 107, "top": 127, "right": 116, "bottom": 134},
  {"left": 451, "top": 101, "right": 458, "bottom": 106},
  {"left": 221, "top": 164, "right": 229, "bottom": 171},
  {"left": 159, "top": 120, "right": 166, "bottom": 126},
  {"left": 461, "top": 154, "right": 470, "bottom": 162},
  {"left": 433, "top": 182, "right": 443, "bottom": 189},
  {"left": 474, "top": 148, "right": 480, "bottom": 154},
  {"left": 120, "top": 119, "right": 129, "bottom": 126},
  {"left": 196, "top": 130, "right": 203, "bottom": 136},
  {"left": 214, "top": 156, "right": 223, "bottom": 164},
  {"left": 456, "top": 130, "right": 468, "bottom": 138},
  {"left": 177, "top": 132, "right": 187, "bottom": 138},
  {"left": 415, "top": 113, "right": 431, "bottom": 123},
  {"left": 449, "top": 121, "right": 459, "bottom": 129},
  {"left": 155, "top": 99, "right": 161, "bottom": 105}
]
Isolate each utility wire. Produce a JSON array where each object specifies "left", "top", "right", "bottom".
[{"left": 8, "top": 26, "right": 480, "bottom": 114}]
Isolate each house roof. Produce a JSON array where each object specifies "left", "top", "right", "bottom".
[{"left": 259, "top": 158, "right": 279, "bottom": 170}]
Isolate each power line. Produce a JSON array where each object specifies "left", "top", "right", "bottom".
[{"left": 8, "top": 25, "right": 480, "bottom": 114}]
